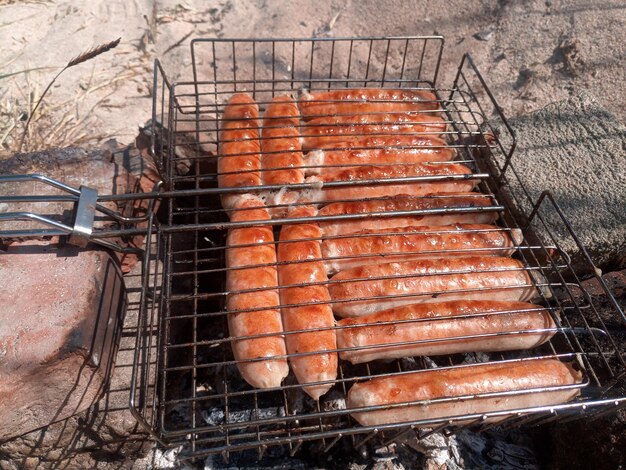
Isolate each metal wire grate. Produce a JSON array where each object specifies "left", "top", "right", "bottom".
[{"left": 129, "top": 37, "right": 626, "bottom": 462}]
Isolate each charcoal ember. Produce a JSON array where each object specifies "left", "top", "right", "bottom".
[
  {"left": 370, "top": 443, "right": 406, "bottom": 470},
  {"left": 204, "top": 449, "right": 311, "bottom": 470},
  {"left": 402, "top": 427, "right": 539, "bottom": 470},
  {"left": 461, "top": 351, "right": 491, "bottom": 364},
  {"left": 399, "top": 357, "right": 421, "bottom": 371},
  {"left": 320, "top": 389, "right": 347, "bottom": 412},
  {"left": 0, "top": 241, "right": 125, "bottom": 440}
]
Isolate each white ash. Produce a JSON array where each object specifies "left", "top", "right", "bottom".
[
  {"left": 462, "top": 351, "right": 491, "bottom": 364},
  {"left": 456, "top": 429, "right": 539, "bottom": 469},
  {"left": 373, "top": 443, "right": 405, "bottom": 470},
  {"left": 201, "top": 406, "right": 286, "bottom": 426},
  {"left": 151, "top": 445, "right": 185, "bottom": 469},
  {"left": 371, "top": 461, "right": 406, "bottom": 470},
  {"left": 405, "top": 432, "right": 464, "bottom": 470},
  {"left": 321, "top": 389, "right": 347, "bottom": 412}
]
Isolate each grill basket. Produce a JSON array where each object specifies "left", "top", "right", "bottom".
[{"left": 108, "top": 37, "right": 624, "bottom": 461}]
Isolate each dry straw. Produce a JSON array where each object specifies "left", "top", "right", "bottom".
[{"left": 18, "top": 37, "right": 121, "bottom": 152}]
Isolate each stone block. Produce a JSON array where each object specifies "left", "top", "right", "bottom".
[
  {"left": 0, "top": 241, "right": 125, "bottom": 441},
  {"left": 0, "top": 242, "right": 159, "bottom": 468},
  {"left": 492, "top": 92, "right": 626, "bottom": 273}
]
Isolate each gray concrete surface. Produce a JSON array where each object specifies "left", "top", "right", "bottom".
[{"left": 494, "top": 92, "right": 626, "bottom": 273}]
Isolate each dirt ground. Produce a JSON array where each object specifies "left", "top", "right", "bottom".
[{"left": 1, "top": 0, "right": 624, "bottom": 157}]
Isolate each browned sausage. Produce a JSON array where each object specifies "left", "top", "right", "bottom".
[
  {"left": 218, "top": 93, "right": 262, "bottom": 210},
  {"left": 306, "top": 143, "right": 456, "bottom": 176},
  {"left": 309, "top": 163, "right": 476, "bottom": 203},
  {"left": 347, "top": 358, "right": 582, "bottom": 426},
  {"left": 328, "top": 256, "right": 540, "bottom": 317},
  {"left": 318, "top": 194, "right": 499, "bottom": 237},
  {"left": 302, "top": 113, "right": 447, "bottom": 149},
  {"left": 277, "top": 206, "right": 337, "bottom": 400},
  {"left": 226, "top": 196, "right": 288, "bottom": 388},
  {"left": 299, "top": 88, "right": 440, "bottom": 120},
  {"left": 261, "top": 95, "right": 304, "bottom": 186},
  {"left": 337, "top": 300, "right": 556, "bottom": 364},
  {"left": 322, "top": 224, "right": 522, "bottom": 274},
  {"left": 302, "top": 134, "right": 449, "bottom": 151}
]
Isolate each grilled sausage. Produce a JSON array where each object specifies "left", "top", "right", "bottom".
[
  {"left": 306, "top": 145, "right": 455, "bottom": 176},
  {"left": 260, "top": 95, "right": 305, "bottom": 216},
  {"left": 299, "top": 88, "right": 440, "bottom": 120},
  {"left": 261, "top": 96, "right": 304, "bottom": 186},
  {"left": 309, "top": 163, "right": 477, "bottom": 203},
  {"left": 322, "top": 224, "right": 522, "bottom": 274},
  {"left": 337, "top": 300, "right": 556, "bottom": 364},
  {"left": 328, "top": 256, "right": 539, "bottom": 317},
  {"left": 302, "top": 113, "right": 447, "bottom": 149},
  {"left": 303, "top": 134, "right": 449, "bottom": 151},
  {"left": 318, "top": 194, "right": 499, "bottom": 237},
  {"left": 277, "top": 206, "right": 338, "bottom": 400},
  {"left": 226, "top": 196, "right": 289, "bottom": 388},
  {"left": 218, "top": 93, "right": 262, "bottom": 210},
  {"left": 347, "top": 358, "right": 582, "bottom": 426}
]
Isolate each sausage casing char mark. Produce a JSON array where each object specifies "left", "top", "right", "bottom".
[
  {"left": 218, "top": 93, "right": 262, "bottom": 211},
  {"left": 298, "top": 88, "right": 441, "bottom": 120},
  {"left": 347, "top": 358, "right": 582, "bottom": 426},
  {"left": 225, "top": 196, "right": 289, "bottom": 388},
  {"left": 318, "top": 193, "right": 499, "bottom": 237},
  {"left": 302, "top": 113, "right": 447, "bottom": 150},
  {"left": 322, "top": 224, "right": 523, "bottom": 274},
  {"left": 328, "top": 256, "right": 539, "bottom": 317},
  {"left": 261, "top": 95, "right": 304, "bottom": 186},
  {"left": 310, "top": 163, "right": 477, "bottom": 203},
  {"left": 337, "top": 300, "right": 556, "bottom": 364},
  {"left": 277, "top": 205, "right": 337, "bottom": 400}
]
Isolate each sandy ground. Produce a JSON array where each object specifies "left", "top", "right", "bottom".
[{"left": 0, "top": 0, "right": 624, "bottom": 157}]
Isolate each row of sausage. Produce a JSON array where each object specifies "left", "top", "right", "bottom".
[{"left": 217, "top": 88, "right": 581, "bottom": 426}]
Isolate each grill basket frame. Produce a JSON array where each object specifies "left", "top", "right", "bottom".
[{"left": 128, "top": 36, "right": 626, "bottom": 461}]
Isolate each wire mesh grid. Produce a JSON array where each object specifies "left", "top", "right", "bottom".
[{"left": 130, "top": 37, "right": 626, "bottom": 461}]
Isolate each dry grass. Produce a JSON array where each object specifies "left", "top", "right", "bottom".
[
  {"left": 0, "top": 67, "right": 139, "bottom": 158},
  {"left": 0, "top": 38, "right": 140, "bottom": 158},
  {"left": 16, "top": 38, "right": 121, "bottom": 152}
]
